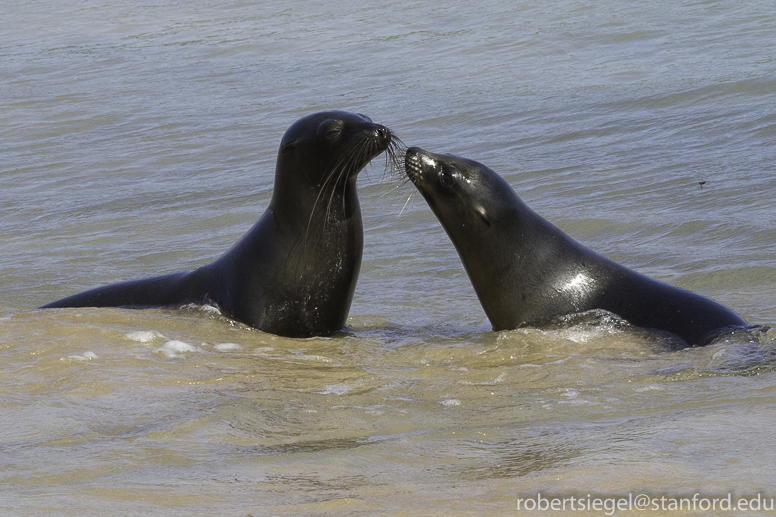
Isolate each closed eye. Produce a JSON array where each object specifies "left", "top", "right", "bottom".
[
  {"left": 440, "top": 168, "right": 454, "bottom": 187},
  {"left": 281, "top": 140, "right": 297, "bottom": 154},
  {"left": 318, "top": 118, "right": 344, "bottom": 140}
]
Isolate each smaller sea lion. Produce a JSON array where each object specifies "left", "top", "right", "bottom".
[{"left": 405, "top": 147, "right": 749, "bottom": 347}]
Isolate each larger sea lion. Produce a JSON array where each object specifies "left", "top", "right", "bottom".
[
  {"left": 41, "top": 111, "right": 399, "bottom": 338},
  {"left": 405, "top": 147, "right": 749, "bottom": 347}
]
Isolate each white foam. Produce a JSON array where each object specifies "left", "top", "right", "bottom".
[
  {"left": 298, "top": 354, "right": 332, "bottom": 363},
  {"left": 125, "top": 331, "right": 165, "bottom": 343},
  {"left": 634, "top": 384, "right": 665, "bottom": 392},
  {"left": 319, "top": 383, "right": 353, "bottom": 395},
  {"left": 214, "top": 342, "right": 241, "bottom": 351},
  {"left": 200, "top": 304, "right": 222, "bottom": 314},
  {"left": 63, "top": 351, "right": 98, "bottom": 361},
  {"left": 441, "top": 399, "right": 461, "bottom": 407},
  {"left": 158, "top": 340, "right": 197, "bottom": 358}
]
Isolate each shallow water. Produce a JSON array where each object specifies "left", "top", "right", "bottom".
[{"left": 2, "top": 0, "right": 776, "bottom": 515}]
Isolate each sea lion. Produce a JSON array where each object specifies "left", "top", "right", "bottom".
[
  {"left": 41, "top": 111, "right": 399, "bottom": 338},
  {"left": 405, "top": 147, "right": 749, "bottom": 347}
]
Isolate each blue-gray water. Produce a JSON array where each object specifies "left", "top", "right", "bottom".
[{"left": 2, "top": 1, "right": 776, "bottom": 515}]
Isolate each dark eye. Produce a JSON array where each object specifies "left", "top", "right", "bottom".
[
  {"left": 440, "top": 168, "right": 454, "bottom": 187},
  {"left": 326, "top": 126, "right": 342, "bottom": 140}
]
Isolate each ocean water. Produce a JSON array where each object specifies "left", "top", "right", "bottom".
[{"left": 2, "top": 0, "right": 776, "bottom": 515}]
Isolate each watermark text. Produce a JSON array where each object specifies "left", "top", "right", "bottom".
[{"left": 516, "top": 493, "right": 774, "bottom": 514}]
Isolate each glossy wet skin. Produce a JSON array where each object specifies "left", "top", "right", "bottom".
[
  {"left": 405, "top": 146, "right": 748, "bottom": 347},
  {"left": 41, "top": 111, "right": 396, "bottom": 338}
]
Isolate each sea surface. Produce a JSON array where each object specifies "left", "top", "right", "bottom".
[{"left": 2, "top": 1, "right": 776, "bottom": 515}]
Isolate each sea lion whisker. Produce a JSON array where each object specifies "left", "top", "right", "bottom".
[
  {"left": 398, "top": 191, "right": 414, "bottom": 217},
  {"left": 335, "top": 137, "right": 373, "bottom": 217},
  {"left": 377, "top": 183, "right": 405, "bottom": 199},
  {"left": 324, "top": 138, "right": 367, "bottom": 220},
  {"left": 305, "top": 142, "right": 358, "bottom": 241},
  {"left": 306, "top": 130, "right": 383, "bottom": 241},
  {"left": 383, "top": 137, "right": 406, "bottom": 181}
]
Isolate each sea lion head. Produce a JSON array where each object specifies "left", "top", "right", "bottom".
[
  {"left": 277, "top": 111, "right": 394, "bottom": 189},
  {"left": 405, "top": 147, "right": 522, "bottom": 240}
]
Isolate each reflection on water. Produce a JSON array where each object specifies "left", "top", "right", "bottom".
[{"left": 2, "top": 0, "right": 776, "bottom": 514}]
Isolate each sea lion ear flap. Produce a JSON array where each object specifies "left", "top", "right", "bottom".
[{"left": 475, "top": 205, "right": 491, "bottom": 227}]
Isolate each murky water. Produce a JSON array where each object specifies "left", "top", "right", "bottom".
[{"left": 2, "top": 1, "right": 776, "bottom": 515}]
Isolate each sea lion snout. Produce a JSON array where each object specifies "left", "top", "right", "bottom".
[{"left": 374, "top": 125, "right": 390, "bottom": 141}]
